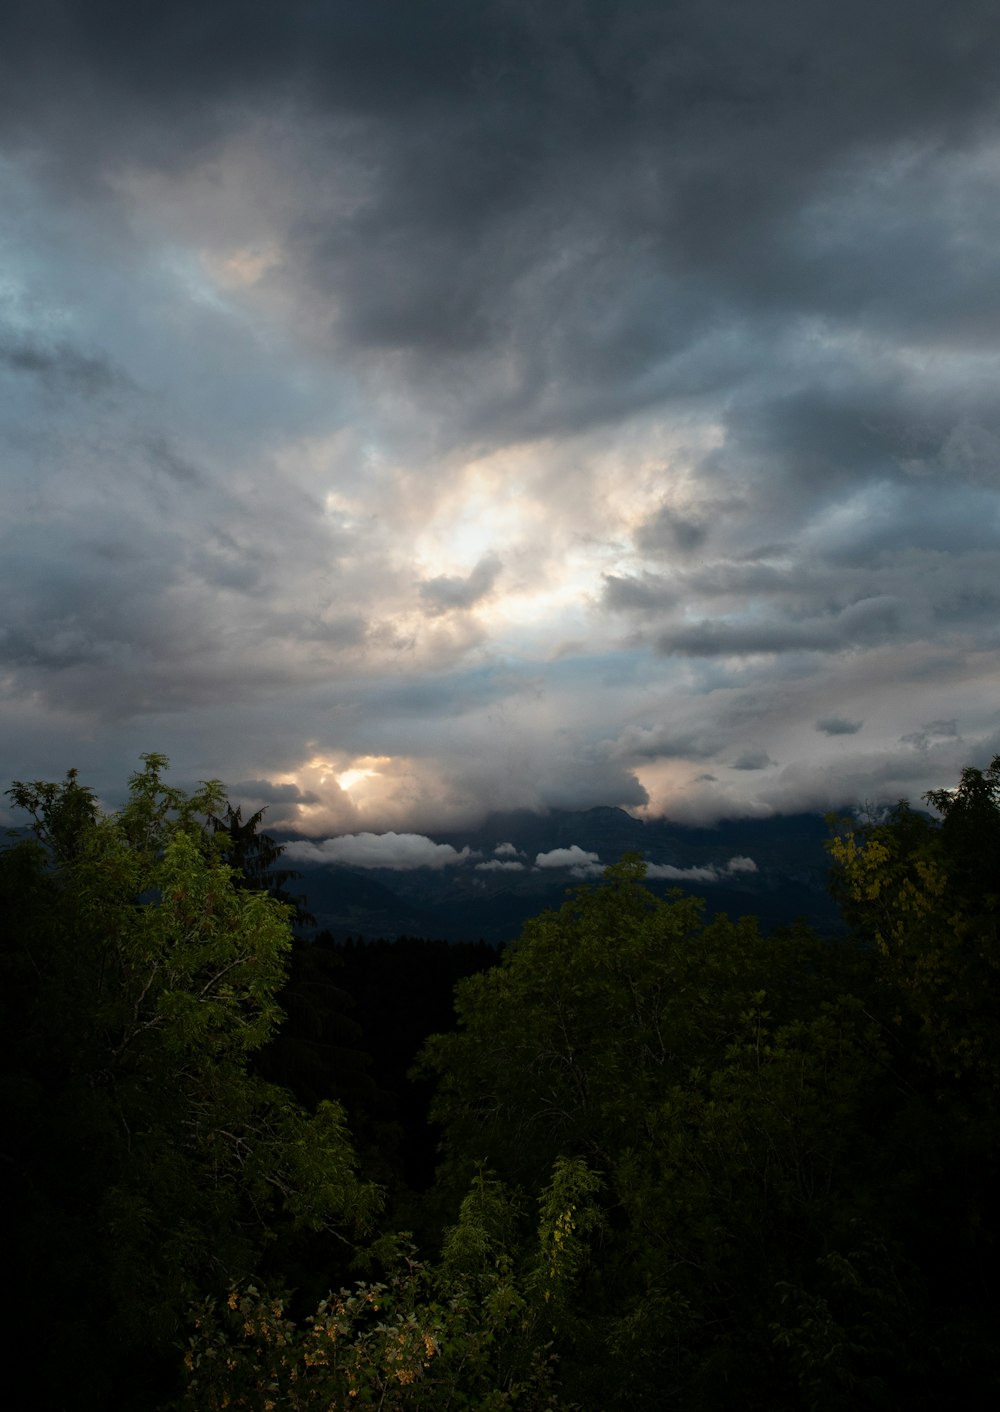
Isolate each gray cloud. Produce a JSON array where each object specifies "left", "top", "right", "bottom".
[
  {"left": 901, "top": 719, "right": 959, "bottom": 751},
  {"left": 0, "top": 332, "right": 118, "bottom": 396},
  {"left": 634, "top": 504, "right": 710, "bottom": 557},
  {"left": 1, "top": 3, "right": 999, "bottom": 830},
  {"left": 646, "top": 855, "right": 758, "bottom": 883},
  {"left": 656, "top": 596, "right": 905, "bottom": 658},
  {"left": 816, "top": 717, "right": 863, "bottom": 737},
  {"left": 231, "top": 779, "right": 320, "bottom": 805},
  {"left": 611, "top": 723, "right": 723, "bottom": 763},
  {"left": 602, "top": 573, "right": 677, "bottom": 613},
  {"left": 730, "top": 749, "right": 774, "bottom": 772},
  {"left": 420, "top": 553, "right": 503, "bottom": 615},
  {"left": 143, "top": 434, "right": 204, "bottom": 488}
]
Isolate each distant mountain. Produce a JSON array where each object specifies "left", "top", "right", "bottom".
[{"left": 280, "top": 807, "right": 845, "bottom": 944}]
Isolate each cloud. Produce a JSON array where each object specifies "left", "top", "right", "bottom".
[
  {"left": 611, "top": 723, "right": 723, "bottom": 763},
  {"left": 419, "top": 553, "right": 503, "bottom": 615},
  {"left": 730, "top": 748, "right": 773, "bottom": 771},
  {"left": 0, "top": 332, "right": 119, "bottom": 397},
  {"left": 655, "top": 597, "right": 904, "bottom": 658},
  {"left": 1, "top": 2, "right": 999, "bottom": 833},
  {"left": 816, "top": 716, "right": 863, "bottom": 736},
  {"left": 900, "top": 719, "right": 959, "bottom": 750},
  {"left": 645, "top": 855, "right": 758, "bottom": 883},
  {"left": 475, "top": 858, "right": 526, "bottom": 872},
  {"left": 535, "top": 845, "right": 603, "bottom": 878},
  {"left": 493, "top": 841, "right": 522, "bottom": 857},
  {"left": 634, "top": 503, "right": 710, "bottom": 557},
  {"left": 285, "top": 832, "right": 473, "bottom": 870},
  {"left": 602, "top": 573, "right": 678, "bottom": 613},
  {"left": 231, "top": 779, "right": 320, "bottom": 805}
]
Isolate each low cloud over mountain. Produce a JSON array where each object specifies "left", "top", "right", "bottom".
[{"left": 285, "top": 832, "right": 474, "bottom": 871}]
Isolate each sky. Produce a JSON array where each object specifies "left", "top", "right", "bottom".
[{"left": 2, "top": 0, "right": 1000, "bottom": 838}]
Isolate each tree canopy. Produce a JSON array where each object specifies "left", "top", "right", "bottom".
[
  {"left": 828, "top": 755, "right": 1000, "bottom": 1089},
  {"left": 2, "top": 755, "right": 377, "bottom": 1410},
  {"left": 5, "top": 752, "right": 1000, "bottom": 1409}
]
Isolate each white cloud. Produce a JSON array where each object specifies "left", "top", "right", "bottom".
[
  {"left": 645, "top": 856, "right": 758, "bottom": 883},
  {"left": 494, "top": 841, "right": 522, "bottom": 856},
  {"left": 284, "top": 831, "right": 473, "bottom": 870},
  {"left": 535, "top": 845, "right": 603, "bottom": 877},
  {"left": 475, "top": 858, "right": 526, "bottom": 872}
]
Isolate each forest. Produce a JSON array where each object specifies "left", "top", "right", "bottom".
[{"left": 3, "top": 752, "right": 999, "bottom": 1409}]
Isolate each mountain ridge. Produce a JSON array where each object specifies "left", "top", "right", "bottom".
[{"left": 278, "top": 807, "right": 845, "bottom": 943}]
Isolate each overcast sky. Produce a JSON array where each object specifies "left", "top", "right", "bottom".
[{"left": 2, "top": 0, "right": 999, "bottom": 833}]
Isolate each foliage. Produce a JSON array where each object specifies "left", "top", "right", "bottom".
[
  {"left": 181, "top": 1224, "right": 571, "bottom": 1411},
  {"left": 827, "top": 755, "right": 1000, "bottom": 1087},
  {"left": 208, "top": 800, "right": 315, "bottom": 927},
  {"left": 769, "top": 1225, "right": 912, "bottom": 1411},
  {"left": 417, "top": 856, "right": 901, "bottom": 1407},
  {"left": 7, "top": 752, "right": 1000, "bottom": 1407},
  {"left": 821, "top": 762, "right": 1000, "bottom": 1402},
  {"left": 2, "top": 755, "right": 378, "bottom": 1409},
  {"left": 419, "top": 857, "right": 866, "bottom": 1184}
]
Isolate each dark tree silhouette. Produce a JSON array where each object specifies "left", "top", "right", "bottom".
[{"left": 208, "top": 802, "right": 316, "bottom": 928}]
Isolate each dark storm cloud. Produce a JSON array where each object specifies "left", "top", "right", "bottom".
[
  {"left": 2, "top": 1, "right": 1000, "bottom": 827},
  {"left": 656, "top": 596, "right": 904, "bottom": 658},
  {"left": 419, "top": 553, "right": 502, "bottom": 615},
  {"left": 635, "top": 504, "right": 709, "bottom": 557},
  {"left": 6, "top": 2, "right": 1000, "bottom": 416},
  {"left": 0, "top": 331, "right": 117, "bottom": 396},
  {"left": 602, "top": 573, "right": 677, "bottom": 612},
  {"left": 901, "top": 719, "right": 959, "bottom": 751},
  {"left": 730, "top": 748, "right": 773, "bottom": 771},
  {"left": 611, "top": 723, "right": 723, "bottom": 763},
  {"left": 816, "top": 717, "right": 863, "bottom": 737}
]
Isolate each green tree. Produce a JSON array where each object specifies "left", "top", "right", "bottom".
[
  {"left": 828, "top": 755, "right": 1000, "bottom": 1088},
  {"left": 181, "top": 1171, "right": 585, "bottom": 1411},
  {"left": 1, "top": 755, "right": 378, "bottom": 1411},
  {"left": 417, "top": 859, "right": 897, "bottom": 1408},
  {"left": 204, "top": 803, "right": 390, "bottom": 1191}
]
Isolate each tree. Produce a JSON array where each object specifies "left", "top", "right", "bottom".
[
  {"left": 824, "top": 760, "right": 1000, "bottom": 1402},
  {"left": 1, "top": 755, "right": 379, "bottom": 1411},
  {"left": 181, "top": 1240, "right": 568, "bottom": 1410},
  {"left": 203, "top": 803, "right": 388, "bottom": 1188},
  {"left": 180, "top": 1170, "right": 590, "bottom": 1411},
  {"left": 208, "top": 800, "right": 315, "bottom": 927},
  {"left": 828, "top": 755, "right": 1000, "bottom": 1088},
  {"left": 417, "top": 858, "right": 897, "bottom": 1408}
]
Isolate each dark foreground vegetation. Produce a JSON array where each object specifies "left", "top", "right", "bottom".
[{"left": 3, "top": 753, "right": 1000, "bottom": 1409}]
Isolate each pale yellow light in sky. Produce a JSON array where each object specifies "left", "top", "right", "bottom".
[{"left": 336, "top": 764, "right": 380, "bottom": 792}]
